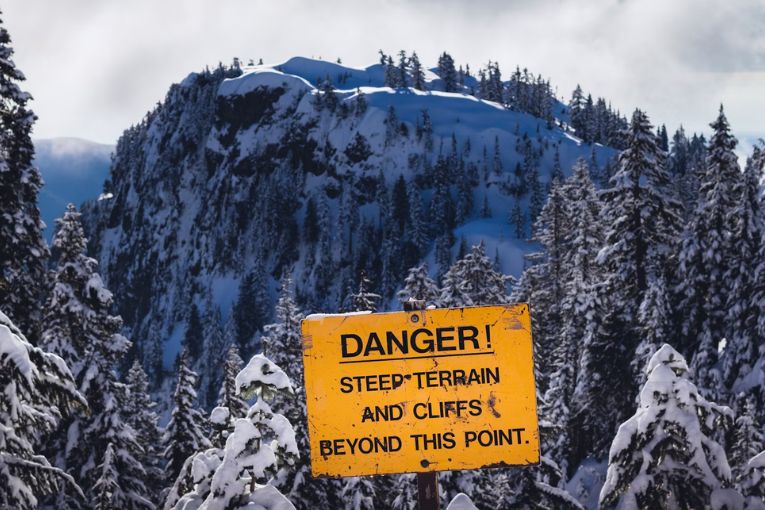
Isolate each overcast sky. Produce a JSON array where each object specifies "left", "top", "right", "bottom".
[{"left": 4, "top": 0, "right": 764, "bottom": 149}]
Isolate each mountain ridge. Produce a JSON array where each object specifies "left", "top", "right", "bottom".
[{"left": 81, "top": 55, "right": 617, "bottom": 401}]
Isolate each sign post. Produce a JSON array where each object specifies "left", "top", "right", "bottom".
[
  {"left": 301, "top": 303, "right": 539, "bottom": 507},
  {"left": 404, "top": 300, "right": 440, "bottom": 510}
]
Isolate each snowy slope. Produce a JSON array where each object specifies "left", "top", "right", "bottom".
[
  {"left": 35, "top": 137, "right": 113, "bottom": 239},
  {"left": 82, "top": 56, "right": 617, "bottom": 391}
]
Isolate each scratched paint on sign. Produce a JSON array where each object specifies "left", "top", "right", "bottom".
[{"left": 301, "top": 304, "right": 540, "bottom": 478}]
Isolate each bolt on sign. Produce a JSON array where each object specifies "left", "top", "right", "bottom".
[{"left": 301, "top": 304, "right": 540, "bottom": 477}]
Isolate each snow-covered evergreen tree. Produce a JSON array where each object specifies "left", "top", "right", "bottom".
[
  {"left": 183, "top": 303, "right": 204, "bottom": 361},
  {"left": 41, "top": 204, "right": 92, "bottom": 373},
  {"left": 390, "top": 474, "right": 418, "bottom": 510},
  {"left": 676, "top": 107, "right": 742, "bottom": 397},
  {"left": 344, "top": 272, "right": 381, "bottom": 312},
  {"left": 397, "top": 263, "right": 439, "bottom": 306},
  {"left": 437, "top": 52, "right": 458, "bottom": 92},
  {"left": 597, "top": 109, "right": 682, "bottom": 323},
  {"left": 493, "top": 458, "right": 584, "bottom": 509},
  {"left": 262, "top": 275, "right": 340, "bottom": 508},
  {"left": 570, "top": 289, "right": 633, "bottom": 463},
  {"left": 342, "top": 477, "right": 375, "bottom": 510},
  {"left": 163, "top": 349, "right": 211, "bottom": 485},
  {"left": 438, "top": 243, "right": 509, "bottom": 307},
  {"left": 410, "top": 52, "right": 426, "bottom": 91},
  {"left": 632, "top": 273, "right": 673, "bottom": 388},
  {"left": 73, "top": 349, "right": 151, "bottom": 509},
  {"left": 166, "top": 354, "right": 297, "bottom": 510},
  {"left": 126, "top": 360, "right": 164, "bottom": 501},
  {"left": 42, "top": 204, "right": 151, "bottom": 509},
  {"left": 0, "top": 14, "right": 49, "bottom": 339},
  {"left": 723, "top": 143, "right": 764, "bottom": 389},
  {"left": 211, "top": 346, "right": 248, "bottom": 448},
  {"left": 232, "top": 265, "right": 269, "bottom": 356},
  {"left": 0, "top": 310, "right": 86, "bottom": 509},
  {"left": 738, "top": 452, "right": 765, "bottom": 509},
  {"left": 600, "top": 344, "right": 737, "bottom": 509},
  {"left": 730, "top": 395, "right": 764, "bottom": 481},
  {"left": 547, "top": 162, "right": 604, "bottom": 458},
  {"left": 200, "top": 305, "right": 228, "bottom": 410},
  {"left": 93, "top": 443, "right": 121, "bottom": 510}
]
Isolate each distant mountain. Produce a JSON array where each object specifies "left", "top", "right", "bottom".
[{"left": 35, "top": 137, "right": 113, "bottom": 238}]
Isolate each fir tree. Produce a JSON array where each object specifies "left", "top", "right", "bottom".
[
  {"left": 354, "top": 88, "right": 367, "bottom": 116},
  {"left": 529, "top": 179, "right": 569, "bottom": 372},
  {"left": 480, "top": 194, "right": 491, "bottom": 218},
  {"left": 509, "top": 198, "right": 525, "bottom": 239},
  {"left": 539, "top": 162, "right": 603, "bottom": 469},
  {"left": 437, "top": 52, "right": 458, "bottom": 92},
  {"left": 550, "top": 145, "right": 564, "bottom": 185},
  {"left": 420, "top": 109, "right": 434, "bottom": 151},
  {"left": 560, "top": 158, "right": 603, "bottom": 284},
  {"left": 262, "top": 275, "right": 339, "bottom": 508},
  {"left": 384, "top": 55, "right": 398, "bottom": 88},
  {"left": 571, "top": 291, "right": 634, "bottom": 463},
  {"left": 126, "top": 361, "right": 164, "bottom": 502},
  {"left": 738, "top": 452, "right": 765, "bottom": 509},
  {"left": 41, "top": 204, "right": 92, "bottom": 372},
  {"left": 438, "top": 243, "right": 509, "bottom": 307},
  {"left": 657, "top": 124, "right": 669, "bottom": 151},
  {"left": 493, "top": 458, "right": 584, "bottom": 509},
  {"left": 211, "top": 346, "right": 248, "bottom": 448},
  {"left": 43, "top": 205, "right": 151, "bottom": 509},
  {"left": 342, "top": 477, "right": 375, "bottom": 510},
  {"left": 163, "top": 349, "right": 211, "bottom": 485},
  {"left": 597, "top": 109, "right": 682, "bottom": 322},
  {"left": 632, "top": 274, "right": 673, "bottom": 388},
  {"left": 345, "top": 132, "right": 373, "bottom": 164},
  {"left": 569, "top": 85, "right": 584, "bottom": 126},
  {"left": 722, "top": 143, "right": 764, "bottom": 389},
  {"left": 344, "top": 272, "right": 381, "bottom": 312},
  {"left": 730, "top": 395, "right": 764, "bottom": 481},
  {"left": 397, "top": 264, "right": 440, "bottom": 306},
  {"left": 390, "top": 474, "right": 418, "bottom": 510},
  {"left": 0, "top": 311, "right": 86, "bottom": 509},
  {"left": 391, "top": 174, "right": 410, "bottom": 233},
  {"left": 528, "top": 164, "right": 544, "bottom": 223},
  {"left": 384, "top": 105, "right": 400, "bottom": 145},
  {"left": 396, "top": 50, "right": 409, "bottom": 88},
  {"left": 74, "top": 360, "right": 152, "bottom": 510},
  {"left": 0, "top": 13, "right": 49, "bottom": 338},
  {"left": 408, "top": 187, "right": 428, "bottom": 253},
  {"left": 303, "top": 196, "right": 319, "bottom": 245},
  {"left": 318, "top": 79, "right": 338, "bottom": 111},
  {"left": 93, "top": 443, "right": 121, "bottom": 510},
  {"left": 492, "top": 135, "right": 503, "bottom": 176},
  {"left": 232, "top": 265, "right": 269, "bottom": 356},
  {"left": 183, "top": 303, "right": 203, "bottom": 360},
  {"left": 166, "top": 355, "right": 297, "bottom": 510},
  {"left": 410, "top": 51, "right": 426, "bottom": 90},
  {"left": 600, "top": 345, "right": 736, "bottom": 509},
  {"left": 200, "top": 306, "right": 227, "bottom": 409},
  {"left": 676, "top": 107, "right": 742, "bottom": 393}
]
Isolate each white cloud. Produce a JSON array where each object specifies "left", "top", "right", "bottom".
[{"left": 4, "top": 0, "right": 764, "bottom": 146}]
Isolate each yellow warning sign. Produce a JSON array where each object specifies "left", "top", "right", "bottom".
[{"left": 301, "top": 304, "right": 540, "bottom": 477}]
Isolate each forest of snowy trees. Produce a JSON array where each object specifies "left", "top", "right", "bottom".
[{"left": 2, "top": 8, "right": 765, "bottom": 510}]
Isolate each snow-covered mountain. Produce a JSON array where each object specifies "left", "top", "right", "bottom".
[
  {"left": 82, "top": 56, "right": 617, "bottom": 392},
  {"left": 35, "top": 137, "right": 113, "bottom": 238}
]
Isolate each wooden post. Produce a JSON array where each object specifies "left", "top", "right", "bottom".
[
  {"left": 417, "top": 471, "right": 440, "bottom": 510},
  {"left": 403, "top": 299, "right": 440, "bottom": 510}
]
